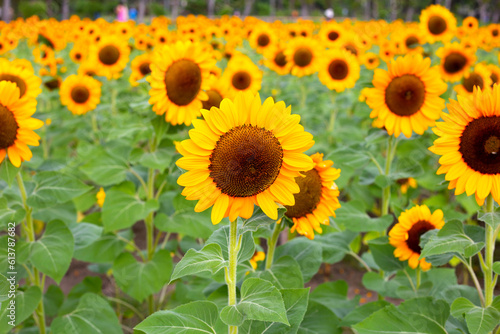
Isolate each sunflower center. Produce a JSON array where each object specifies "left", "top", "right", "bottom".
[
  {"left": 139, "top": 61, "right": 151, "bottom": 76},
  {"left": 428, "top": 15, "right": 447, "bottom": 35},
  {"left": 231, "top": 71, "right": 251, "bottom": 90},
  {"left": 405, "top": 36, "right": 419, "bottom": 48},
  {"left": 44, "top": 78, "right": 60, "bottom": 90},
  {"left": 0, "top": 104, "right": 18, "bottom": 149},
  {"left": 492, "top": 29, "right": 499, "bottom": 37},
  {"left": 344, "top": 44, "right": 358, "bottom": 56},
  {"left": 293, "top": 47, "right": 313, "bottom": 67},
  {"left": 202, "top": 89, "right": 223, "bottom": 110},
  {"left": 443, "top": 52, "right": 467, "bottom": 74},
  {"left": 460, "top": 116, "right": 500, "bottom": 174},
  {"left": 164, "top": 59, "right": 202, "bottom": 106},
  {"left": 406, "top": 220, "right": 435, "bottom": 253},
  {"left": 98, "top": 45, "right": 120, "bottom": 66},
  {"left": 491, "top": 73, "right": 498, "bottom": 85},
  {"left": 462, "top": 73, "right": 484, "bottom": 92},
  {"left": 75, "top": 53, "right": 82, "bottom": 60},
  {"left": 328, "top": 31, "right": 339, "bottom": 41},
  {"left": 274, "top": 51, "right": 287, "bottom": 67},
  {"left": 328, "top": 59, "right": 348, "bottom": 80},
  {"left": 71, "top": 85, "right": 90, "bottom": 104},
  {"left": 284, "top": 169, "right": 322, "bottom": 218},
  {"left": 385, "top": 74, "right": 426, "bottom": 117},
  {"left": 209, "top": 125, "right": 283, "bottom": 197},
  {"left": 0, "top": 74, "right": 27, "bottom": 98},
  {"left": 257, "top": 33, "right": 270, "bottom": 47}
]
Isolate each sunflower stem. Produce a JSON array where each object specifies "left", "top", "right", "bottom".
[
  {"left": 91, "top": 111, "right": 99, "bottom": 143},
  {"left": 327, "top": 93, "right": 337, "bottom": 133},
  {"left": 459, "top": 257, "right": 485, "bottom": 307},
  {"left": 226, "top": 219, "right": 240, "bottom": 334},
  {"left": 415, "top": 267, "right": 421, "bottom": 290},
  {"left": 381, "top": 135, "right": 397, "bottom": 234},
  {"left": 266, "top": 221, "right": 284, "bottom": 270},
  {"left": 144, "top": 162, "right": 157, "bottom": 314},
  {"left": 16, "top": 173, "right": 46, "bottom": 334},
  {"left": 349, "top": 251, "right": 372, "bottom": 272},
  {"left": 484, "top": 195, "right": 496, "bottom": 307}
]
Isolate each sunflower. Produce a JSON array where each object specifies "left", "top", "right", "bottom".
[
  {"left": 90, "top": 35, "right": 130, "bottom": 79},
  {"left": 284, "top": 37, "right": 321, "bottom": 77},
  {"left": 389, "top": 205, "right": 444, "bottom": 271},
  {"left": 392, "top": 27, "right": 425, "bottom": 55},
  {"left": 436, "top": 43, "right": 476, "bottom": 82},
  {"left": 397, "top": 177, "right": 418, "bottom": 194},
  {"left": 429, "top": 84, "right": 500, "bottom": 205},
  {"left": 176, "top": 91, "right": 315, "bottom": 224},
  {"left": 487, "top": 64, "right": 500, "bottom": 87},
  {"left": 462, "top": 16, "right": 478, "bottom": 34},
  {"left": 420, "top": 5, "right": 457, "bottom": 43},
  {"left": 129, "top": 53, "right": 153, "bottom": 87},
  {"left": 263, "top": 44, "right": 291, "bottom": 75},
  {"left": 0, "top": 59, "right": 42, "bottom": 101},
  {"left": 454, "top": 64, "right": 492, "bottom": 97},
  {"left": 249, "top": 251, "right": 266, "bottom": 270},
  {"left": 318, "top": 49, "right": 360, "bottom": 93},
  {"left": 249, "top": 25, "right": 276, "bottom": 53},
  {"left": 221, "top": 54, "right": 262, "bottom": 98},
  {"left": 60, "top": 74, "right": 101, "bottom": 115},
  {"left": 96, "top": 187, "right": 106, "bottom": 207},
  {"left": 0, "top": 81, "right": 43, "bottom": 167},
  {"left": 318, "top": 22, "right": 346, "bottom": 48},
  {"left": 202, "top": 76, "right": 227, "bottom": 110},
  {"left": 361, "top": 52, "right": 380, "bottom": 70},
  {"left": 364, "top": 54, "right": 447, "bottom": 138},
  {"left": 488, "top": 24, "right": 500, "bottom": 45},
  {"left": 285, "top": 153, "right": 341, "bottom": 240},
  {"left": 148, "top": 41, "right": 216, "bottom": 126},
  {"left": 70, "top": 42, "right": 88, "bottom": 64}
]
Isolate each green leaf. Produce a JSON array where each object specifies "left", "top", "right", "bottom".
[
  {"left": 368, "top": 236, "right": 405, "bottom": 272},
  {"left": 297, "top": 301, "right": 341, "bottom": 334},
  {"left": 27, "top": 171, "right": 92, "bottom": 208},
  {"left": 248, "top": 256, "right": 303, "bottom": 289},
  {"left": 102, "top": 182, "right": 159, "bottom": 232},
  {"left": 0, "top": 198, "right": 25, "bottom": 230},
  {"left": 340, "top": 301, "right": 391, "bottom": 326},
  {"left": 59, "top": 277, "right": 102, "bottom": 315},
  {"left": 0, "top": 286, "right": 42, "bottom": 332},
  {"left": 154, "top": 212, "right": 217, "bottom": 239},
  {"left": 207, "top": 226, "right": 256, "bottom": 263},
  {"left": 420, "top": 220, "right": 482, "bottom": 259},
  {"left": 275, "top": 237, "right": 322, "bottom": 283},
  {"left": 451, "top": 297, "right": 500, "bottom": 334},
  {"left": 374, "top": 174, "right": 391, "bottom": 188},
  {"left": 333, "top": 201, "right": 393, "bottom": 232},
  {"left": 239, "top": 288, "right": 310, "bottom": 334},
  {"left": 239, "top": 207, "right": 286, "bottom": 233},
  {"left": 309, "top": 280, "right": 358, "bottom": 318},
  {"left": 353, "top": 297, "right": 450, "bottom": 334},
  {"left": 493, "top": 262, "right": 500, "bottom": 275},
  {"left": 73, "top": 233, "right": 127, "bottom": 263},
  {"left": 113, "top": 249, "right": 172, "bottom": 302},
  {"left": 220, "top": 278, "right": 289, "bottom": 326},
  {"left": 0, "top": 274, "right": 8, "bottom": 303},
  {"left": 80, "top": 149, "right": 128, "bottom": 186},
  {"left": 135, "top": 301, "right": 218, "bottom": 334},
  {"left": 43, "top": 285, "right": 65, "bottom": 317},
  {"left": 51, "top": 293, "right": 122, "bottom": 334},
  {"left": 170, "top": 243, "right": 228, "bottom": 282},
  {"left": 139, "top": 148, "right": 174, "bottom": 172},
  {"left": 0, "top": 160, "right": 19, "bottom": 187},
  {"left": 69, "top": 222, "right": 103, "bottom": 251},
  {"left": 478, "top": 207, "right": 500, "bottom": 230},
  {"left": 315, "top": 230, "right": 357, "bottom": 264},
  {"left": 30, "top": 220, "right": 74, "bottom": 284}
]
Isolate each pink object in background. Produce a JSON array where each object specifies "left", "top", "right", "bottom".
[{"left": 116, "top": 4, "right": 129, "bottom": 22}]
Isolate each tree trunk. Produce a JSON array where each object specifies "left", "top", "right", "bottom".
[
  {"left": 300, "top": 0, "right": 308, "bottom": 17},
  {"left": 208, "top": 0, "right": 216, "bottom": 17},
  {"left": 46, "top": 0, "right": 53, "bottom": 17},
  {"left": 405, "top": 6, "right": 415, "bottom": 21},
  {"left": 62, "top": 0, "right": 70, "bottom": 20},
  {"left": 364, "top": 0, "right": 371, "bottom": 20},
  {"left": 270, "top": 0, "right": 276, "bottom": 17},
  {"left": 289, "top": 0, "right": 295, "bottom": 13},
  {"left": 243, "top": 0, "right": 255, "bottom": 16},
  {"left": 171, "top": 0, "right": 179, "bottom": 20},
  {"left": 444, "top": 0, "right": 452, "bottom": 9},
  {"left": 138, "top": 0, "right": 146, "bottom": 23},
  {"left": 2, "top": 0, "right": 11, "bottom": 22},
  {"left": 389, "top": 0, "right": 397, "bottom": 20},
  {"left": 163, "top": 0, "right": 170, "bottom": 14},
  {"left": 478, "top": 0, "right": 490, "bottom": 23},
  {"left": 372, "top": 0, "right": 379, "bottom": 19}
]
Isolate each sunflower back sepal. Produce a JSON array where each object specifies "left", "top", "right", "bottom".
[{"left": 477, "top": 207, "right": 500, "bottom": 230}]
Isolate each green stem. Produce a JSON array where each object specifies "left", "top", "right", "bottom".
[
  {"left": 327, "top": 93, "right": 337, "bottom": 133},
  {"left": 226, "top": 219, "right": 240, "bottom": 334},
  {"left": 91, "top": 111, "right": 99, "bottom": 143},
  {"left": 484, "top": 195, "right": 495, "bottom": 307},
  {"left": 459, "top": 258, "right": 485, "bottom": 307},
  {"left": 403, "top": 268, "right": 417, "bottom": 294},
  {"left": 349, "top": 251, "right": 372, "bottom": 272},
  {"left": 145, "top": 166, "right": 156, "bottom": 314},
  {"left": 16, "top": 173, "right": 46, "bottom": 334},
  {"left": 416, "top": 267, "right": 421, "bottom": 290},
  {"left": 265, "top": 221, "right": 284, "bottom": 270},
  {"left": 381, "top": 135, "right": 396, "bottom": 218},
  {"left": 107, "top": 296, "right": 145, "bottom": 320}
]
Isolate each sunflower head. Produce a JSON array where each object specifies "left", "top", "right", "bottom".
[
  {"left": 389, "top": 205, "right": 444, "bottom": 271},
  {"left": 60, "top": 74, "right": 102, "bottom": 115},
  {"left": 419, "top": 5, "right": 457, "bottom": 43},
  {"left": 318, "top": 49, "right": 360, "bottom": 93},
  {"left": 436, "top": 43, "right": 476, "bottom": 82},
  {"left": 284, "top": 37, "right": 321, "bottom": 77},
  {"left": 176, "top": 91, "right": 315, "bottom": 224}
]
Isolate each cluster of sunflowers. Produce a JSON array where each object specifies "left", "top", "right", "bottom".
[{"left": 1, "top": 4, "right": 500, "bottom": 333}]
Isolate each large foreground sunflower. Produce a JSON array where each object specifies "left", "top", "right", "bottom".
[
  {"left": 429, "top": 84, "right": 500, "bottom": 205},
  {"left": 419, "top": 5, "right": 457, "bottom": 43},
  {"left": 176, "top": 91, "right": 315, "bottom": 224},
  {"left": 389, "top": 205, "right": 444, "bottom": 271},
  {"left": 0, "top": 59, "right": 42, "bottom": 100},
  {"left": 148, "top": 41, "right": 216, "bottom": 126},
  {"left": 364, "top": 54, "right": 447, "bottom": 138},
  {"left": 0, "top": 81, "right": 43, "bottom": 167},
  {"left": 318, "top": 49, "right": 360, "bottom": 93},
  {"left": 60, "top": 75, "right": 101, "bottom": 115},
  {"left": 285, "top": 153, "right": 341, "bottom": 240}
]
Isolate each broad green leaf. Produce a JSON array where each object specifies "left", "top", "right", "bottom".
[
  {"left": 102, "top": 182, "right": 159, "bottom": 231},
  {"left": 51, "top": 293, "right": 121, "bottom": 334},
  {"left": 113, "top": 249, "right": 172, "bottom": 302},
  {"left": 135, "top": 301, "right": 218, "bottom": 334},
  {"left": 0, "top": 274, "right": 8, "bottom": 303},
  {"left": 59, "top": 277, "right": 102, "bottom": 315},
  {"left": 73, "top": 233, "right": 127, "bottom": 263},
  {"left": 275, "top": 237, "right": 322, "bottom": 282},
  {"left": 0, "top": 286, "right": 42, "bottom": 332},
  {"left": 0, "top": 199, "right": 25, "bottom": 228},
  {"left": 368, "top": 236, "right": 405, "bottom": 272},
  {"left": 248, "top": 256, "right": 303, "bottom": 289},
  {"left": 333, "top": 201, "right": 393, "bottom": 232},
  {"left": 154, "top": 212, "right": 217, "bottom": 239},
  {"left": 315, "top": 230, "right": 357, "bottom": 264},
  {"left": 170, "top": 243, "right": 228, "bottom": 282},
  {"left": 30, "top": 220, "right": 74, "bottom": 284},
  {"left": 80, "top": 149, "right": 128, "bottom": 186},
  {"left": 139, "top": 148, "right": 174, "bottom": 172},
  {"left": 493, "top": 262, "right": 500, "bottom": 275},
  {"left": 451, "top": 297, "right": 500, "bottom": 334},
  {"left": 220, "top": 278, "right": 289, "bottom": 326},
  {"left": 207, "top": 226, "right": 255, "bottom": 263},
  {"left": 420, "top": 220, "right": 482, "bottom": 259},
  {"left": 353, "top": 297, "right": 450, "bottom": 334},
  {"left": 340, "top": 301, "right": 391, "bottom": 326},
  {"left": 309, "top": 280, "right": 358, "bottom": 318},
  {"left": 0, "top": 160, "right": 19, "bottom": 187},
  {"left": 239, "top": 207, "right": 286, "bottom": 233},
  {"left": 297, "top": 301, "right": 341, "bottom": 334},
  {"left": 27, "top": 171, "right": 92, "bottom": 208},
  {"left": 69, "top": 222, "right": 103, "bottom": 251},
  {"left": 43, "top": 285, "right": 64, "bottom": 317},
  {"left": 477, "top": 208, "right": 500, "bottom": 230},
  {"left": 239, "top": 288, "right": 310, "bottom": 334}
]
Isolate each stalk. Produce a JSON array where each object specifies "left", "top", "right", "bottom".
[
  {"left": 265, "top": 221, "right": 284, "bottom": 270},
  {"left": 226, "top": 219, "right": 240, "bottom": 334},
  {"left": 483, "top": 195, "right": 496, "bottom": 306}
]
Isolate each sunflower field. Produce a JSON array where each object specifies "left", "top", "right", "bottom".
[{"left": 1, "top": 4, "right": 500, "bottom": 334}]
